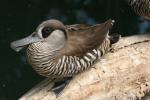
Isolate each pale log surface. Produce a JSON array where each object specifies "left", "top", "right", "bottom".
[{"left": 20, "top": 33, "right": 150, "bottom": 100}]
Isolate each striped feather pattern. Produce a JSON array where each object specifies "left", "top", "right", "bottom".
[
  {"left": 26, "top": 38, "right": 111, "bottom": 78},
  {"left": 128, "top": 0, "right": 150, "bottom": 20}
]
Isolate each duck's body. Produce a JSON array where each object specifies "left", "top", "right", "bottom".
[
  {"left": 11, "top": 19, "right": 120, "bottom": 96},
  {"left": 26, "top": 20, "right": 114, "bottom": 78},
  {"left": 128, "top": 0, "right": 150, "bottom": 20}
]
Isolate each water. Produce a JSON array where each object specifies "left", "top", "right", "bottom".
[{"left": 0, "top": 0, "right": 149, "bottom": 99}]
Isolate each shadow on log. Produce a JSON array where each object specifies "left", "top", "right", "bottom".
[{"left": 20, "top": 33, "right": 150, "bottom": 100}]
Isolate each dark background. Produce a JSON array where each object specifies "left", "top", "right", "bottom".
[{"left": 0, "top": 0, "right": 149, "bottom": 99}]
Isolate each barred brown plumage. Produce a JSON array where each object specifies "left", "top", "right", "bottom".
[
  {"left": 26, "top": 35, "right": 112, "bottom": 78},
  {"left": 128, "top": 0, "right": 150, "bottom": 20},
  {"left": 11, "top": 19, "right": 120, "bottom": 96}
]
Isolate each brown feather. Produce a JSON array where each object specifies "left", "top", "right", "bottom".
[{"left": 60, "top": 19, "right": 113, "bottom": 58}]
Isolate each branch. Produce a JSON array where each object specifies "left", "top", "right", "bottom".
[{"left": 19, "top": 33, "right": 150, "bottom": 100}]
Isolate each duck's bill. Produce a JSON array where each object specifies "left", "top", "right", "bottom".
[{"left": 10, "top": 34, "right": 42, "bottom": 52}]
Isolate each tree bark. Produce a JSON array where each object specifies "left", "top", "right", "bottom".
[{"left": 19, "top": 33, "right": 150, "bottom": 100}]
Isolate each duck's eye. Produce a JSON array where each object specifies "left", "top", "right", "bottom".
[{"left": 41, "top": 27, "right": 54, "bottom": 38}]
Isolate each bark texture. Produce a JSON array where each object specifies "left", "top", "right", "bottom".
[{"left": 19, "top": 33, "right": 150, "bottom": 100}]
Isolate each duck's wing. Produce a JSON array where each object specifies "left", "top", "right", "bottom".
[
  {"left": 62, "top": 19, "right": 114, "bottom": 57},
  {"left": 66, "top": 24, "right": 93, "bottom": 31}
]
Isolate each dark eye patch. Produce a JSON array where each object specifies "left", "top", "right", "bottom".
[{"left": 41, "top": 27, "right": 54, "bottom": 38}]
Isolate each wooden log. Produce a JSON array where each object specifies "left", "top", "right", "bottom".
[{"left": 19, "top": 33, "right": 150, "bottom": 100}]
